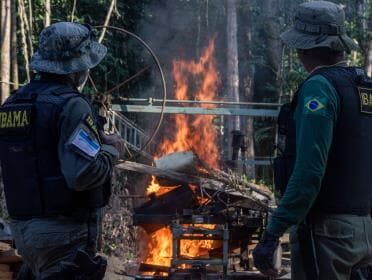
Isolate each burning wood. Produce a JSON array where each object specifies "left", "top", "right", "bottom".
[
  {"left": 155, "top": 151, "right": 198, "bottom": 174},
  {"left": 116, "top": 157, "right": 274, "bottom": 211},
  {"left": 116, "top": 155, "right": 274, "bottom": 275},
  {"left": 115, "top": 36, "right": 276, "bottom": 278},
  {"left": 154, "top": 151, "right": 198, "bottom": 186}
]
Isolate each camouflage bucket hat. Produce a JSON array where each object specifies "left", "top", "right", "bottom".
[
  {"left": 31, "top": 22, "right": 107, "bottom": 74},
  {"left": 280, "top": 1, "right": 359, "bottom": 52}
]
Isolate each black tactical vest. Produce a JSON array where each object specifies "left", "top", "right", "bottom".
[
  {"left": 274, "top": 67, "right": 372, "bottom": 215},
  {"left": 0, "top": 80, "right": 109, "bottom": 219}
]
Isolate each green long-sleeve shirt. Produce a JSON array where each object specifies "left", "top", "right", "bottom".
[{"left": 267, "top": 74, "right": 340, "bottom": 237}]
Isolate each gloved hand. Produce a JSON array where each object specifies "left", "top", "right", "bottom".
[
  {"left": 253, "top": 231, "right": 280, "bottom": 277},
  {"left": 100, "top": 132, "right": 127, "bottom": 159}
]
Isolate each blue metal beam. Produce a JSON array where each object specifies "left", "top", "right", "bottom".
[{"left": 112, "top": 104, "right": 279, "bottom": 117}]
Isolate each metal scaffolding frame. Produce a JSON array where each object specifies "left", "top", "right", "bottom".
[{"left": 111, "top": 98, "right": 280, "bottom": 165}]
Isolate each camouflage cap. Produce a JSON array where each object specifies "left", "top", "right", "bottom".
[
  {"left": 31, "top": 22, "right": 107, "bottom": 74},
  {"left": 280, "top": 1, "right": 358, "bottom": 52}
]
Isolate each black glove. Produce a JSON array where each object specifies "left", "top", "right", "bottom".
[
  {"left": 253, "top": 231, "right": 280, "bottom": 277},
  {"left": 44, "top": 249, "right": 107, "bottom": 280}
]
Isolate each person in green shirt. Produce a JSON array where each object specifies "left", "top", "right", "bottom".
[{"left": 253, "top": 1, "right": 372, "bottom": 279}]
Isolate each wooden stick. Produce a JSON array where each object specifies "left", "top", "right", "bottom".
[
  {"left": 98, "top": 0, "right": 116, "bottom": 43},
  {"left": 194, "top": 155, "right": 272, "bottom": 198},
  {"left": 116, "top": 161, "right": 200, "bottom": 185},
  {"left": 115, "top": 161, "right": 272, "bottom": 202},
  {"left": 70, "top": 0, "right": 77, "bottom": 22}
]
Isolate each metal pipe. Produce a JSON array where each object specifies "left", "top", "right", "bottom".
[
  {"left": 94, "top": 25, "right": 167, "bottom": 154},
  {"left": 119, "top": 97, "right": 281, "bottom": 107},
  {"left": 112, "top": 104, "right": 279, "bottom": 117}
]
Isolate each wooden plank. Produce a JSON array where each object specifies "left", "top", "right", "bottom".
[
  {"left": 116, "top": 161, "right": 201, "bottom": 185},
  {"left": 155, "top": 151, "right": 197, "bottom": 173}
]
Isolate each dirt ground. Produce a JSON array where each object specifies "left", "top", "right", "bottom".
[{"left": 104, "top": 255, "right": 134, "bottom": 280}]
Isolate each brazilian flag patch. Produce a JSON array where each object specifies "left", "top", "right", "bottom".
[{"left": 305, "top": 98, "right": 325, "bottom": 113}]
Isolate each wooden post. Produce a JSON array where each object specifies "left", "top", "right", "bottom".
[{"left": 10, "top": 0, "right": 18, "bottom": 91}]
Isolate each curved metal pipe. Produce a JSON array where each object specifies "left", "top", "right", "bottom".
[{"left": 94, "top": 25, "right": 167, "bottom": 156}]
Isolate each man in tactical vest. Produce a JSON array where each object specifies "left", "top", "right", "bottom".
[
  {"left": 0, "top": 22, "right": 126, "bottom": 279},
  {"left": 253, "top": 1, "right": 372, "bottom": 279}
]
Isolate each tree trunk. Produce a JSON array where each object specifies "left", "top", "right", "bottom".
[
  {"left": 262, "top": 0, "right": 282, "bottom": 86},
  {"left": 241, "top": 26, "right": 256, "bottom": 179},
  {"left": 20, "top": 0, "right": 33, "bottom": 56},
  {"left": 225, "top": 0, "right": 240, "bottom": 165},
  {"left": 45, "top": 0, "right": 51, "bottom": 27},
  {"left": 367, "top": 44, "right": 372, "bottom": 77},
  {"left": 356, "top": 0, "right": 372, "bottom": 76},
  {"left": 19, "top": 0, "right": 31, "bottom": 82},
  {"left": 98, "top": 0, "right": 116, "bottom": 43},
  {"left": 11, "top": 0, "right": 19, "bottom": 91},
  {"left": 251, "top": 0, "right": 281, "bottom": 181},
  {"left": 238, "top": 1, "right": 256, "bottom": 179},
  {"left": 1, "top": 0, "right": 11, "bottom": 103},
  {"left": 364, "top": 0, "right": 372, "bottom": 76},
  {"left": 225, "top": 0, "right": 240, "bottom": 131},
  {"left": 28, "top": 0, "right": 33, "bottom": 35},
  {"left": 71, "top": 0, "right": 77, "bottom": 22}
]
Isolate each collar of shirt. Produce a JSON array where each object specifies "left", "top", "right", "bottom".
[{"left": 310, "top": 60, "right": 349, "bottom": 75}]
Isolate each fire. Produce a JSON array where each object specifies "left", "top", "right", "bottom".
[
  {"left": 144, "top": 225, "right": 221, "bottom": 267},
  {"left": 146, "top": 176, "right": 161, "bottom": 195},
  {"left": 180, "top": 224, "right": 221, "bottom": 258},
  {"left": 145, "top": 227, "right": 173, "bottom": 267},
  {"left": 190, "top": 184, "right": 210, "bottom": 205},
  {"left": 146, "top": 176, "right": 178, "bottom": 197},
  {"left": 159, "top": 36, "right": 220, "bottom": 168},
  {"left": 143, "top": 37, "right": 221, "bottom": 269}
]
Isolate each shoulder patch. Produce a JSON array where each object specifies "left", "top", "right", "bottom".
[
  {"left": 305, "top": 99, "right": 325, "bottom": 112},
  {"left": 70, "top": 127, "right": 100, "bottom": 158},
  {"left": 359, "top": 87, "right": 372, "bottom": 115},
  {"left": 84, "top": 114, "right": 101, "bottom": 143}
]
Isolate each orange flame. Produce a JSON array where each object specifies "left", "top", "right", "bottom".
[
  {"left": 144, "top": 37, "right": 221, "bottom": 268},
  {"left": 159, "top": 36, "right": 220, "bottom": 169},
  {"left": 145, "top": 227, "right": 173, "bottom": 267},
  {"left": 146, "top": 176, "right": 179, "bottom": 197},
  {"left": 144, "top": 225, "right": 221, "bottom": 267},
  {"left": 180, "top": 224, "right": 221, "bottom": 258}
]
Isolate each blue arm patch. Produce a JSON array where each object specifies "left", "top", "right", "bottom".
[{"left": 70, "top": 127, "right": 100, "bottom": 158}]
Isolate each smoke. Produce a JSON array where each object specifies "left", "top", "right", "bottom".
[{"left": 136, "top": 0, "right": 225, "bottom": 96}]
